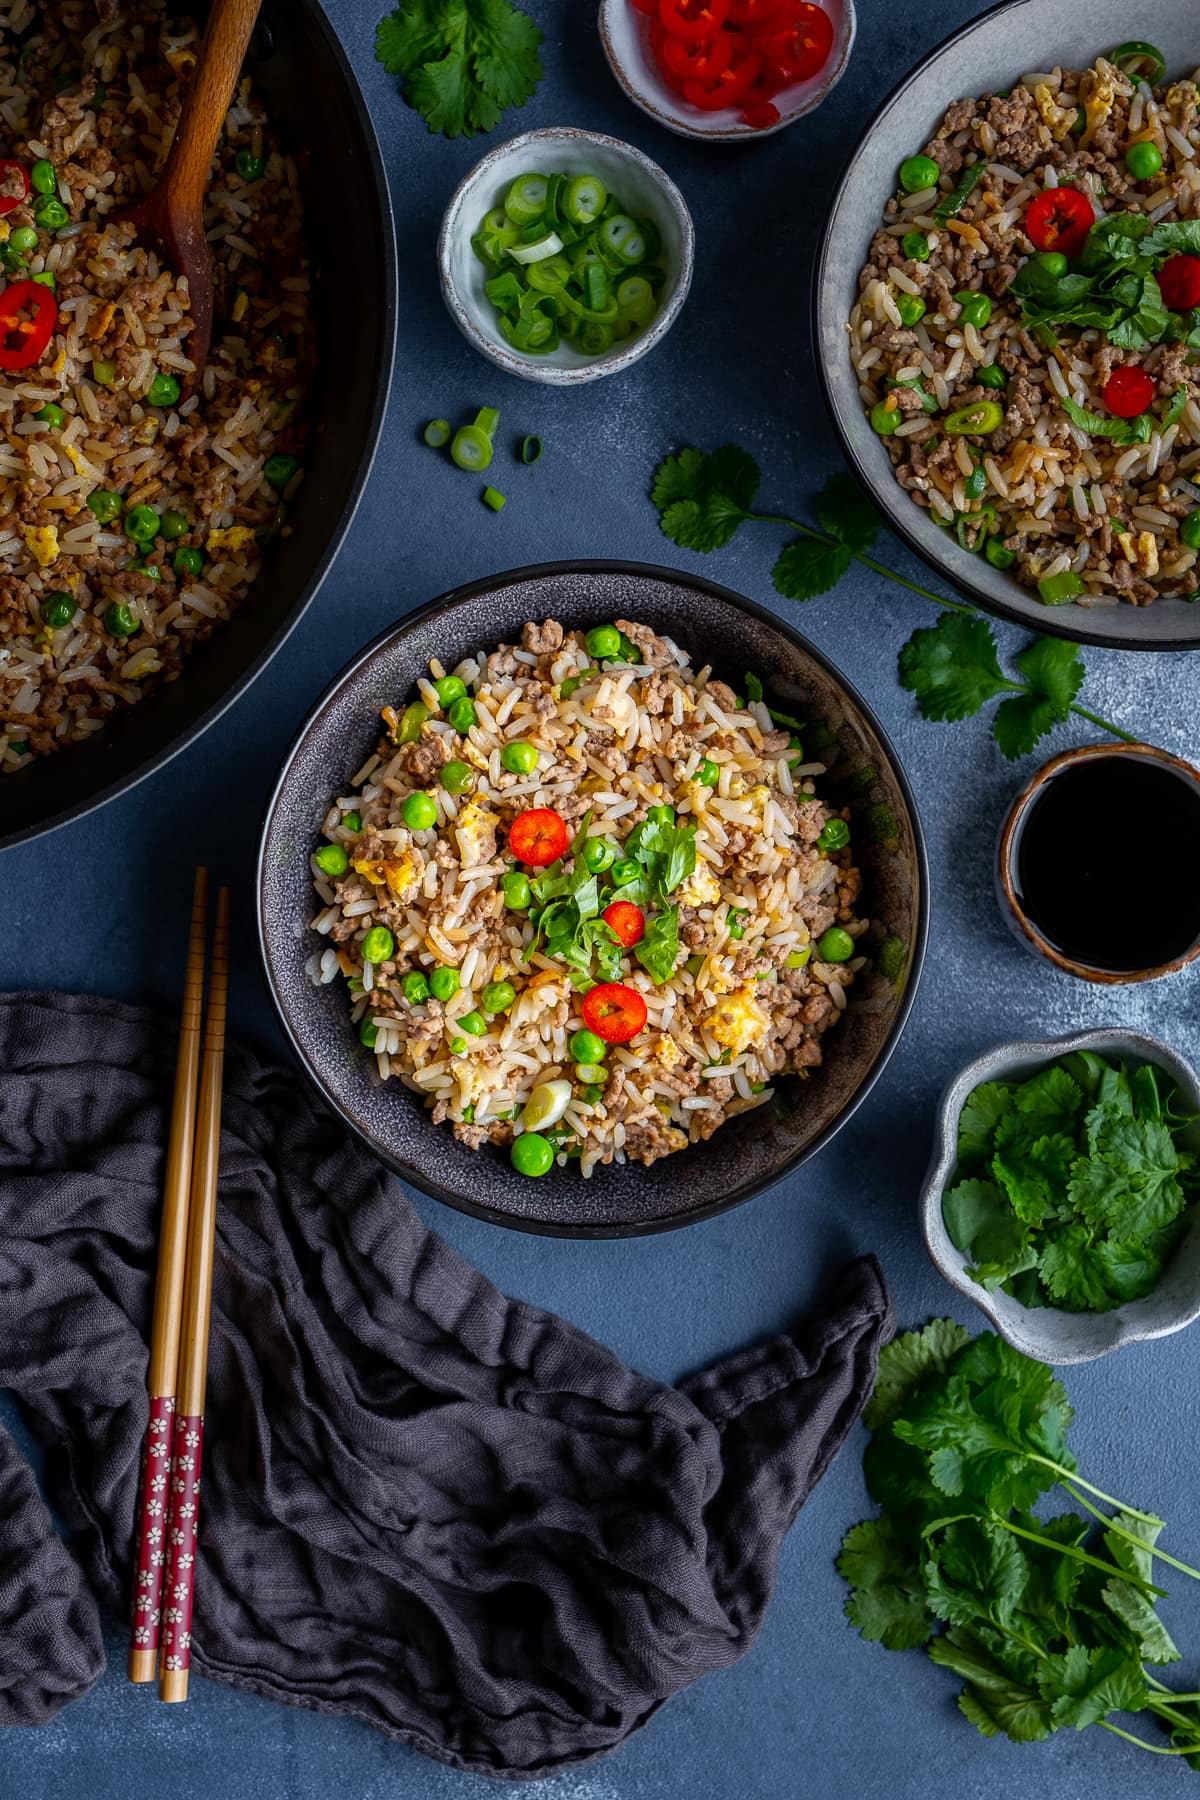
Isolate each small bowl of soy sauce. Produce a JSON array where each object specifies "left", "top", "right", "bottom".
[{"left": 998, "top": 743, "right": 1200, "bottom": 985}]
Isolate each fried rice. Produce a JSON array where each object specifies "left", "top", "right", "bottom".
[
  {"left": 850, "top": 55, "right": 1200, "bottom": 606},
  {"left": 307, "top": 618, "right": 871, "bottom": 1178},
  {"left": 0, "top": 0, "right": 311, "bottom": 774}
]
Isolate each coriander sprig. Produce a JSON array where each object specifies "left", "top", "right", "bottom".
[
  {"left": 650, "top": 446, "right": 1136, "bottom": 760},
  {"left": 374, "top": 0, "right": 543, "bottom": 140}
]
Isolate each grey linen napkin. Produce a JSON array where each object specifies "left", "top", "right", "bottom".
[{"left": 0, "top": 990, "right": 892, "bottom": 1778}]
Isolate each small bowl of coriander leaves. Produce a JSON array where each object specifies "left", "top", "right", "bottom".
[
  {"left": 921, "top": 1029, "right": 1200, "bottom": 1364},
  {"left": 437, "top": 126, "right": 694, "bottom": 385}
]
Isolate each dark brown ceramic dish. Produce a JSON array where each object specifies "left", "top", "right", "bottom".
[
  {"left": 998, "top": 742, "right": 1200, "bottom": 985},
  {"left": 257, "top": 562, "right": 928, "bottom": 1237}
]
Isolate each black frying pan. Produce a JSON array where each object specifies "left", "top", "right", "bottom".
[{"left": 0, "top": 0, "right": 396, "bottom": 851}]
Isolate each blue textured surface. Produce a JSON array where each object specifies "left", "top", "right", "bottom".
[{"left": 2, "top": 2, "right": 1199, "bottom": 1795}]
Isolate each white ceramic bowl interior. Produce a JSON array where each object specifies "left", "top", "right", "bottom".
[
  {"left": 438, "top": 127, "right": 694, "bottom": 386},
  {"left": 598, "top": 0, "right": 856, "bottom": 142},
  {"left": 921, "top": 1030, "right": 1200, "bottom": 1364},
  {"left": 817, "top": 0, "right": 1200, "bottom": 649}
]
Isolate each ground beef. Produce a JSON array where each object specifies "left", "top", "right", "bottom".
[
  {"left": 703, "top": 679, "right": 740, "bottom": 713},
  {"left": 402, "top": 732, "right": 450, "bottom": 781},
  {"left": 614, "top": 618, "right": 674, "bottom": 666},
  {"left": 984, "top": 88, "right": 1046, "bottom": 170},
  {"left": 521, "top": 618, "right": 563, "bottom": 655},
  {"left": 622, "top": 1114, "right": 680, "bottom": 1166}
]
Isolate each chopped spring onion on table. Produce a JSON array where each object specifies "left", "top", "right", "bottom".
[
  {"left": 451, "top": 409, "right": 498, "bottom": 471},
  {"left": 521, "top": 434, "right": 543, "bottom": 464},
  {"left": 482, "top": 485, "right": 507, "bottom": 512},
  {"left": 423, "top": 418, "right": 451, "bottom": 447}
]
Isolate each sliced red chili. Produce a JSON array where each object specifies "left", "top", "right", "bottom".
[
  {"left": 508, "top": 807, "right": 569, "bottom": 867},
  {"left": 582, "top": 982, "right": 648, "bottom": 1044},
  {"left": 786, "top": 2, "right": 833, "bottom": 77},
  {"left": 601, "top": 900, "right": 646, "bottom": 948},
  {"left": 659, "top": 0, "right": 730, "bottom": 40},
  {"left": 1102, "top": 365, "right": 1155, "bottom": 419},
  {"left": 0, "top": 161, "right": 29, "bottom": 218},
  {"left": 630, "top": 0, "right": 659, "bottom": 11},
  {"left": 0, "top": 279, "right": 58, "bottom": 371},
  {"left": 660, "top": 25, "right": 733, "bottom": 83},
  {"left": 650, "top": 19, "right": 693, "bottom": 91},
  {"left": 1025, "top": 186, "right": 1093, "bottom": 259},
  {"left": 741, "top": 100, "right": 781, "bottom": 127},
  {"left": 684, "top": 49, "right": 762, "bottom": 108},
  {"left": 1158, "top": 253, "right": 1200, "bottom": 313},
  {"left": 727, "top": 0, "right": 796, "bottom": 24}
]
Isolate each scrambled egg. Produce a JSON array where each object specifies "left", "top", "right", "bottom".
[
  {"left": 1033, "top": 82, "right": 1077, "bottom": 141},
  {"left": 651, "top": 1033, "right": 682, "bottom": 1069},
  {"left": 706, "top": 984, "right": 768, "bottom": 1057},
  {"left": 205, "top": 525, "right": 256, "bottom": 555},
  {"left": 1079, "top": 67, "right": 1116, "bottom": 145},
  {"left": 1116, "top": 530, "right": 1160, "bottom": 578},
  {"left": 351, "top": 851, "right": 418, "bottom": 900},
  {"left": 454, "top": 798, "right": 498, "bottom": 866},
  {"left": 677, "top": 863, "right": 721, "bottom": 908},
  {"left": 22, "top": 524, "right": 59, "bottom": 568}
]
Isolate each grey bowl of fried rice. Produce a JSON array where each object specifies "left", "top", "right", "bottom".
[
  {"left": 817, "top": 0, "right": 1200, "bottom": 648},
  {"left": 258, "top": 562, "right": 928, "bottom": 1238}
]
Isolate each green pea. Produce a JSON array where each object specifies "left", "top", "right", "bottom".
[
  {"left": 359, "top": 1016, "right": 378, "bottom": 1048},
  {"left": 1037, "top": 570, "right": 1085, "bottom": 606},
  {"left": 30, "top": 159, "right": 57, "bottom": 195},
  {"left": 647, "top": 805, "right": 675, "bottom": 827},
  {"left": 315, "top": 843, "right": 349, "bottom": 877},
  {"left": 501, "top": 739, "right": 538, "bottom": 774},
  {"left": 39, "top": 590, "right": 75, "bottom": 628},
  {"left": 430, "top": 966, "right": 460, "bottom": 1002},
  {"left": 482, "top": 980, "right": 516, "bottom": 1015},
  {"left": 501, "top": 871, "right": 530, "bottom": 909},
  {"left": 33, "top": 196, "right": 68, "bottom": 230},
  {"left": 1125, "top": 140, "right": 1163, "bottom": 181},
  {"left": 264, "top": 453, "right": 300, "bottom": 492},
  {"left": 817, "top": 818, "right": 851, "bottom": 853},
  {"left": 441, "top": 759, "right": 474, "bottom": 795},
  {"left": 434, "top": 675, "right": 467, "bottom": 707},
  {"left": 1180, "top": 511, "right": 1200, "bottom": 550},
  {"left": 173, "top": 546, "right": 204, "bottom": 578},
  {"left": 616, "top": 632, "right": 642, "bottom": 664},
  {"left": 403, "top": 971, "right": 431, "bottom": 1003},
  {"left": 585, "top": 624, "right": 621, "bottom": 659},
  {"left": 362, "top": 925, "right": 395, "bottom": 964},
  {"left": 954, "top": 289, "right": 992, "bottom": 328},
  {"left": 147, "top": 373, "right": 181, "bottom": 408},
  {"left": 611, "top": 858, "right": 639, "bottom": 887},
  {"left": 898, "top": 153, "right": 940, "bottom": 194},
  {"left": 985, "top": 536, "right": 1016, "bottom": 570},
  {"left": 402, "top": 791, "right": 438, "bottom": 831},
  {"left": 398, "top": 701, "right": 427, "bottom": 743},
  {"left": 574, "top": 1062, "right": 606, "bottom": 1085},
  {"left": 895, "top": 292, "right": 926, "bottom": 326},
  {"left": 817, "top": 927, "right": 855, "bottom": 963},
  {"left": 458, "top": 1010, "right": 487, "bottom": 1036},
  {"left": 1034, "top": 250, "right": 1068, "bottom": 277},
  {"left": 450, "top": 1036, "right": 467, "bottom": 1055},
  {"left": 87, "top": 487, "right": 122, "bottom": 524},
  {"left": 235, "top": 149, "right": 267, "bottom": 181},
  {"left": 569, "top": 1029, "right": 607, "bottom": 1064},
  {"left": 696, "top": 759, "right": 719, "bottom": 787},
  {"left": 448, "top": 696, "right": 477, "bottom": 734},
  {"left": 785, "top": 948, "right": 812, "bottom": 969},
  {"left": 976, "top": 364, "right": 1007, "bottom": 389},
  {"left": 342, "top": 811, "right": 362, "bottom": 833},
  {"left": 901, "top": 231, "right": 930, "bottom": 262},
  {"left": 159, "top": 509, "right": 187, "bottom": 541},
  {"left": 583, "top": 837, "right": 617, "bottom": 873},
  {"left": 35, "top": 402, "right": 65, "bottom": 429},
  {"left": 9, "top": 225, "right": 37, "bottom": 253},
  {"left": 104, "top": 600, "right": 138, "bottom": 638},
  {"left": 727, "top": 911, "right": 745, "bottom": 940},
  {"left": 124, "top": 504, "right": 160, "bottom": 544},
  {"left": 511, "top": 1132, "right": 555, "bottom": 1177},
  {"left": 870, "top": 399, "right": 900, "bottom": 436}
]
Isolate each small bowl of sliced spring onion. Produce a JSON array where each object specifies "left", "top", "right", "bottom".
[{"left": 437, "top": 126, "right": 695, "bottom": 384}]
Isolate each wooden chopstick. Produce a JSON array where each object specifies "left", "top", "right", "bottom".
[
  {"left": 128, "top": 867, "right": 209, "bottom": 1685},
  {"left": 159, "top": 884, "right": 231, "bottom": 1704}
]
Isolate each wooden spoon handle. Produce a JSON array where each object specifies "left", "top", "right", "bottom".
[{"left": 160, "top": 0, "right": 264, "bottom": 223}]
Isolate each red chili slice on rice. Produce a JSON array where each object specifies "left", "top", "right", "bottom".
[
  {"left": 508, "top": 807, "right": 569, "bottom": 867},
  {"left": 582, "top": 982, "right": 648, "bottom": 1044}
]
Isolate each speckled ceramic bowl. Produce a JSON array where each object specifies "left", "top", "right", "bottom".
[
  {"left": 921, "top": 1030, "right": 1200, "bottom": 1364},
  {"left": 437, "top": 128, "right": 693, "bottom": 385},
  {"left": 598, "top": 0, "right": 856, "bottom": 143},
  {"left": 257, "top": 562, "right": 928, "bottom": 1237},
  {"left": 815, "top": 0, "right": 1200, "bottom": 650}
]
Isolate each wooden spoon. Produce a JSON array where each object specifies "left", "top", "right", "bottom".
[{"left": 121, "top": 0, "right": 264, "bottom": 379}]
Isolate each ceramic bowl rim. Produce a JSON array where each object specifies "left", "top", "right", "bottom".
[
  {"left": 920, "top": 1028, "right": 1200, "bottom": 1362},
  {"left": 256, "top": 558, "right": 931, "bottom": 1238},
  {"left": 811, "top": 0, "right": 1200, "bottom": 652},
  {"left": 596, "top": 0, "right": 858, "bottom": 143},
  {"left": 436, "top": 127, "right": 695, "bottom": 386},
  {"left": 997, "top": 742, "right": 1200, "bottom": 985}
]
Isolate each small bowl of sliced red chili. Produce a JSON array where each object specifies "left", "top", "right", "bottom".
[{"left": 598, "top": 0, "right": 854, "bottom": 141}]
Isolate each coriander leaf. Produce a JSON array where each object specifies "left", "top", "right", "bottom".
[
  {"left": 991, "top": 693, "right": 1062, "bottom": 761},
  {"left": 652, "top": 445, "right": 760, "bottom": 553},
  {"left": 838, "top": 1516, "right": 933, "bottom": 1650},
  {"left": 992, "top": 1132, "right": 1076, "bottom": 1227},
  {"left": 1103, "top": 1509, "right": 1168, "bottom": 1587},
  {"left": 898, "top": 613, "right": 1012, "bottom": 724},
  {"left": 924, "top": 1518, "right": 1029, "bottom": 1631},
  {"left": 407, "top": 36, "right": 490, "bottom": 135},
  {"left": 1096, "top": 1232, "right": 1170, "bottom": 1305},
  {"left": 931, "top": 1626, "right": 1052, "bottom": 1743},
  {"left": 1102, "top": 1572, "right": 1180, "bottom": 1667},
  {"left": 1060, "top": 393, "right": 1151, "bottom": 445},
  {"left": 816, "top": 471, "right": 879, "bottom": 554},
  {"left": 1038, "top": 1644, "right": 1148, "bottom": 1730},
  {"left": 705, "top": 444, "right": 761, "bottom": 512},
  {"left": 957, "top": 1082, "right": 1015, "bottom": 1167},
  {"left": 1013, "top": 637, "right": 1085, "bottom": 715},
  {"left": 1140, "top": 218, "right": 1200, "bottom": 258},
  {"left": 1013, "top": 1065, "right": 1083, "bottom": 1136},
  {"left": 863, "top": 1319, "right": 972, "bottom": 1432},
  {"left": 744, "top": 671, "right": 764, "bottom": 704},
  {"left": 660, "top": 498, "right": 741, "bottom": 554},
  {"left": 659, "top": 825, "right": 696, "bottom": 896},
  {"left": 470, "top": 0, "right": 543, "bottom": 109},
  {"left": 375, "top": 0, "right": 449, "bottom": 72},
  {"left": 942, "top": 1178, "right": 1033, "bottom": 1285},
  {"left": 651, "top": 447, "right": 709, "bottom": 508},
  {"left": 376, "top": 0, "right": 543, "bottom": 139},
  {"left": 1069, "top": 1116, "right": 1189, "bottom": 1240},
  {"left": 771, "top": 538, "right": 851, "bottom": 601},
  {"left": 634, "top": 907, "right": 679, "bottom": 986},
  {"left": 1037, "top": 1226, "right": 1115, "bottom": 1313}
]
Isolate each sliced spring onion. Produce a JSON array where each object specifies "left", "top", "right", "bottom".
[
  {"left": 508, "top": 230, "right": 563, "bottom": 265},
  {"left": 451, "top": 425, "right": 493, "bottom": 472},
  {"left": 504, "top": 172, "right": 548, "bottom": 226},
  {"left": 564, "top": 174, "right": 607, "bottom": 225},
  {"left": 473, "top": 407, "right": 500, "bottom": 441},
  {"left": 615, "top": 276, "right": 655, "bottom": 323},
  {"left": 1106, "top": 39, "right": 1165, "bottom": 82},
  {"left": 423, "top": 418, "right": 451, "bottom": 448},
  {"left": 521, "top": 434, "right": 543, "bottom": 464},
  {"left": 482, "top": 485, "right": 506, "bottom": 511}
]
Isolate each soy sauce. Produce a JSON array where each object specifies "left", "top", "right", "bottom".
[{"left": 1015, "top": 757, "right": 1200, "bottom": 972}]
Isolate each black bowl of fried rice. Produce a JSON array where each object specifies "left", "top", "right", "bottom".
[
  {"left": 0, "top": 0, "right": 395, "bottom": 847},
  {"left": 258, "top": 562, "right": 929, "bottom": 1238}
]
